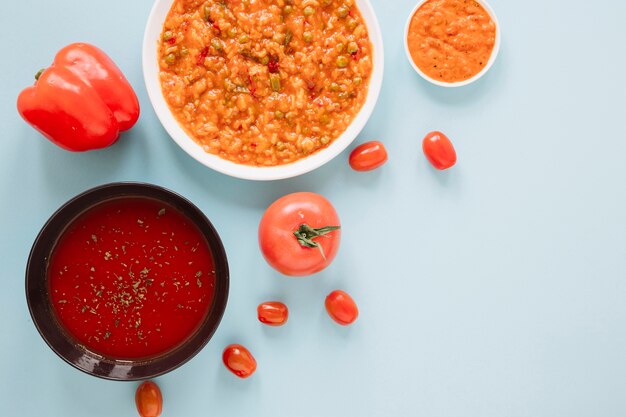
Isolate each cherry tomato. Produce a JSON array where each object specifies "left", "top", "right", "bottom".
[
  {"left": 223, "top": 344, "right": 257, "bottom": 378},
  {"left": 257, "top": 301, "right": 289, "bottom": 326},
  {"left": 325, "top": 290, "right": 359, "bottom": 326},
  {"left": 422, "top": 131, "right": 457, "bottom": 170},
  {"left": 349, "top": 141, "right": 388, "bottom": 171},
  {"left": 259, "top": 192, "right": 341, "bottom": 277},
  {"left": 135, "top": 381, "right": 162, "bottom": 417}
]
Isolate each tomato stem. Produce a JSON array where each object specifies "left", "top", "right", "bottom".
[{"left": 293, "top": 224, "right": 340, "bottom": 259}]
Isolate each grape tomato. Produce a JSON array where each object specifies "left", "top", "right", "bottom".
[
  {"left": 422, "top": 131, "right": 457, "bottom": 170},
  {"left": 223, "top": 344, "right": 257, "bottom": 378},
  {"left": 325, "top": 290, "right": 359, "bottom": 326},
  {"left": 257, "top": 302, "right": 289, "bottom": 326}
]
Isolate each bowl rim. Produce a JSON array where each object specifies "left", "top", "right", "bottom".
[
  {"left": 25, "top": 182, "right": 229, "bottom": 381},
  {"left": 142, "top": 0, "right": 385, "bottom": 181},
  {"left": 403, "top": 0, "right": 501, "bottom": 88}
]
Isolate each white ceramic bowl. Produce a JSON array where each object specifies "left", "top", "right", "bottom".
[
  {"left": 143, "top": 0, "right": 384, "bottom": 181},
  {"left": 404, "top": 0, "right": 500, "bottom": 88}
]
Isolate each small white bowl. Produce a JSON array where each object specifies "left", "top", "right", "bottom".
[
  {"left": 143, "top": 0, "right": 384, "bottom": 181},
  {"left": 404, "top": 0, "right": 501, "bottom": 88}
]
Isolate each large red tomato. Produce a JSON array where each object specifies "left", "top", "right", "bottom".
[{"left": 259, "top": 192, "right": 341, "bottom": 277}]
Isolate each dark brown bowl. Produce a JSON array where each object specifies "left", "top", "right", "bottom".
[{"left": 25, "top": 182, "right": 229, "bottom": 381}]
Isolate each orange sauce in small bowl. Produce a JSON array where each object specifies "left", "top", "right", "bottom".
[{"left": 406, "top": 0, "right": 497, "bottom": 84}]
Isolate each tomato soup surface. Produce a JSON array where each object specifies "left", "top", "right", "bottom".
[
  {"left": 48, "top": 197, "right": 216, "bottom": 359},
  {"left": 158, "top": 0, "right": 373, "bottom": 166},
  {"left": 407, "top": 0, "right": 496, "bottom": 83}
]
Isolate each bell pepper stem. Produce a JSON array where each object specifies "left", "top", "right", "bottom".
[
  {"left": 34, "top": 68, "right": 46, "bottom": 81},
  {"left": 293, "top": 224, "right": 340, "bottom": 260}
]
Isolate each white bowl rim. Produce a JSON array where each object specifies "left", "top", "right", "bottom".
[
  {"left": 403, "top": 0, "right": 501, "bottom": 88},
  {"left": 143, "top": 0, "right": 385, "bottom": 181}
]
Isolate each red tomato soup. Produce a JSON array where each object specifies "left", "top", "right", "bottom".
[{"left": 48, "top": 197, "right": 216, "bottom": 359}]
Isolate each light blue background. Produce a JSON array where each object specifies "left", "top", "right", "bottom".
[{"left": 2, "top": 0, "right": 626, "bottom": 416}]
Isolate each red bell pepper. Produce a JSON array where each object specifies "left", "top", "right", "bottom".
[{"left": 17, "top": 43, "right": 140, "bottom": 151}]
